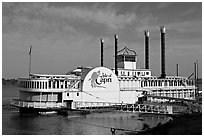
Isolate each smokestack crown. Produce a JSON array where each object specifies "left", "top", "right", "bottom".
[
  {"left": 144, "top": 30, "right": 150, "bottom": 37},
  {"left": 160, "top": 26, "right": 166, "bottom": 33},
  {"left": 115, "top": 34, "right": 118, "bottom": 39}
]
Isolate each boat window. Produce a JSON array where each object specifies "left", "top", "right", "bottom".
[
  {"left": 144, "top": 81, "right": 147, "bottom": 87},
  {"left": 149, "top": 81, "right": 151, "bottom": 86},
  {"left": 39, "top": 82, "right": 41, "bottom": 89},
  {"left": 49, "top": 81, "right": 51, "bottom": 89},
  {"left": 77, "top": 92, "right": 79, "bottom": 96},
  {"left": 164, "top": 81, "right": 167, "bottom": 86},
  {"left": 125, "top": 56, "right": 135, "bottom": 62},
  {"left": 151, "top": 81, "right": 154, "bottom": 86},
  {"left": 65, "top": 81, "right": 67, "bottom": 89},
  {"left": 117, "top": 55, "right": 125, "bottom": 62},
  {"left": 37, "top": 82, "right": 39, "bottom": 89},
  {"left": 45, "top": 82, "right": 47, "bottom": 89},
  {"left": 53, "top": 81, "right": 55, "bottom": 89},
  {"left": 34, "top": 81, "right": 36, "bottom": 89},
  {"left": 174, "top": 81, "right": 177, "bottom": 86},
  {"left": 57, "top": 81, "right": 59, "bottom": 89},
  {"left": 61, "top": 84, "right": 63, "bottom": 89},
  {"left": 27, "top": 81, "right": 28, "bottom": 88},
  {"left": 158, "top": 81, "right": 162, "bottom": 86},
  {"left": 154, "top": 81, "right": 157, "bottom": 86},
  {"left": 67, "top": 93, "right": 69, "bottom": 96}
]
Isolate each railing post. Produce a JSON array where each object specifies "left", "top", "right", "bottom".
[{"left": 133, "top": 103, "right": 135, "bottom": 113}]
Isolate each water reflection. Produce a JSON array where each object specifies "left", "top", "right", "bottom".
[{"left": 2, "top": 85, "right": 171, "bottom": 135}]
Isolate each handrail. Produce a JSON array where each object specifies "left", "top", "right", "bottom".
[{"left": 11, "top": 99, "right": 66, "bottom": 109}]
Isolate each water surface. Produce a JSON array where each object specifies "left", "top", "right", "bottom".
[{"left": 2, "top": 84, "right": 171, "bottom": 135}]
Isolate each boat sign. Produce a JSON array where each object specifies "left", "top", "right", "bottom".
[{"left": 83, "top": 67, "right": 119, "bottom": 92}]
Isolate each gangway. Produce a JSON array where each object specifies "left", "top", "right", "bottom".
[{"left": 72, "top": 101, "right": 173, "bottom": 115}]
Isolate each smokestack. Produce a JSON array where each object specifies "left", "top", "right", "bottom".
[
  {"left": 115, "top": 34, "right": 118, "bottom": 76},
  {"left": 101, "top": 39, "right": 104, "bottom": 67},
  {"left": 176, "top": 64, "right": 179, "bottom": 76},
  {"left": 144, "top": 30, "right": 150, "bottom": 69},
  {"left": 160, "top": 26, "right": 166, "bottom": 78}
]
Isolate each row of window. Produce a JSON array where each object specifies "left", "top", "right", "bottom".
[
  {"left": 119, "top": 71, "right": 150, "bottom": 76},
  {"left": 19, "top": 80, "right": 80, "bottom": 89},
  {"left": 141, "top": 80, "right": 195, "bottom": 87},
  {"left": 120, "top": 80, "right": 195, "bottom": 87},
  {"left": 117, "top": 55, "right": 136, "bottom": 62}
]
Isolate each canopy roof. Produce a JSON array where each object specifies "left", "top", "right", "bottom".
[{"left": 117, "top": 47, "right": 137, "bottom": 56}]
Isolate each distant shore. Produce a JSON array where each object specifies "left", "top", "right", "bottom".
[{"left": 125, "top": 112, "right": 202, "bottom": 135}]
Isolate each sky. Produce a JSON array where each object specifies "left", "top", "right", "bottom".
[{"left": 2, "top": 2, "right": 202, "bottom": 79}]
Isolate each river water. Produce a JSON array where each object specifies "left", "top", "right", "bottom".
[{"left": 2, "top": 84, "right": 172, "bottom": 135}]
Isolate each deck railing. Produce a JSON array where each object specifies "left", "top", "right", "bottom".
[
  {"left": 11, "top": 99, "right": 66, "bottom": 109},
  {"left": 73, "top": 101, "right": 173, "bottom": 114}
]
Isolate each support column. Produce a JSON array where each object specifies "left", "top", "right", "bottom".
[
  {"left": 40, "top": 92, "right": 42, "bottom": 108},
  {"left": 182, "top": 89, "right": 184, "bottom": 98},
  {"left": 52, "top": 92, "right": 53, "bottom": 107}
]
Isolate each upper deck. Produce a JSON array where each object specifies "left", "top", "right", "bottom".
[{"left": 18, "top": 74, "right": 81, "bottom": 92}]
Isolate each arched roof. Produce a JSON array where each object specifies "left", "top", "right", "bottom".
[{"left": 117, "top": 47, "right": 137, "bottom": 56}]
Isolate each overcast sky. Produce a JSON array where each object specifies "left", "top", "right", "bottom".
[{"left": 2, "top": 2, "right": 202, "bottom": 78}]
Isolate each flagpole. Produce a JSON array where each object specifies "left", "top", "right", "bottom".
[{"left": 29, "top": 46, "right": 32, "bottom": 78}]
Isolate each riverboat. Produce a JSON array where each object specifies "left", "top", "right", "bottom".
[{"left": 11, "top": 26, "right": 197, "bottom": 114}]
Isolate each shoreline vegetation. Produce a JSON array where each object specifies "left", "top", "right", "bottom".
[
  {"left": 125, "top": 112, "right": 202, "bottom": 135},
  {"left": 125, "top": 98, "right": 202, "bottom": 135},
  {"left": 2, "top": 78, "right": 18, "bottom": 85}
]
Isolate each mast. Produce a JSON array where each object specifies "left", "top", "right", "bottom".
[
  {"left": 100, "top": 39, "right": 104, "bottom": 67},
  {"left": 194, "top": 61, "right": 198, "bottom": 97},
  {"left": 114, "top": 34, "right": 118, "bottom": 76},
  {"left": 29, "top": 46, "right": 32, "bottom": 78}
]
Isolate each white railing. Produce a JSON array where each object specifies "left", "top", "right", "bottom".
[
  {"left": 18, "top": 78, "right": 81, "bottom": 92},
  {"left": 72, "top": 101, "right": 173, "bottom": 114},
  {"left": 11, "top": 99, "right": 66, "bottom": 109},
  {"left": 72, "top": 101, "right": 126, "bottom": 109}
]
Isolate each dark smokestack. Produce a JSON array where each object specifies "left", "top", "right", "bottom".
[
  {"left": 115, "top": 34, "right": 118, "bottom": 76},
  {"left": 160, "top": 26, "right": 166, "bottom": 78},
  {"left": 101, "top": 39, "right": 104, "bottom": 67},
  {"left": 176, "top": 64, "right": 179, "bottom": 76},
  {"left": 144, "top": 30, "right": 150, "bottom": 69}
]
